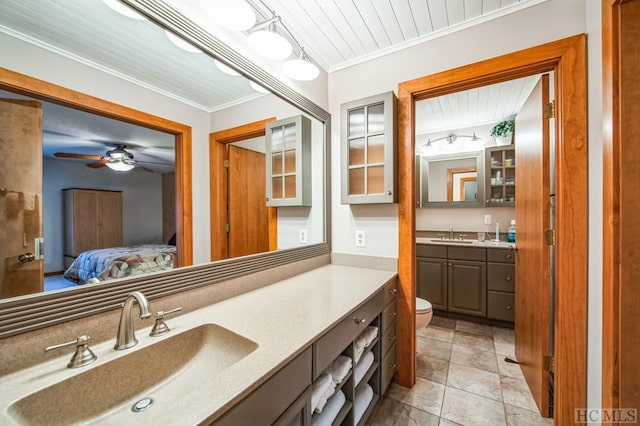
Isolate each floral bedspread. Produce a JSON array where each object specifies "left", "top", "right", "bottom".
[{"left": 63, "top": 244, "right": 176, "bottom": 284}]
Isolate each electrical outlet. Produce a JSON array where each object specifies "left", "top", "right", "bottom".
[
  {"left": 298, "top": 229, "right": 307, "bottom": 244},
  {"left": 484, "top": 215, "right": 493, "bottom": 225},
  {"left": 355, "top": 230, "right": 366, "bottom": 248}
]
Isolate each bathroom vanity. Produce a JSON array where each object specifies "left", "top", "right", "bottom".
[
  {"left": 416, "top": 240, "right": 515, "bottom": 323},
  {"left": 0, "top": 265, "right": 397, "bottom": 426}
]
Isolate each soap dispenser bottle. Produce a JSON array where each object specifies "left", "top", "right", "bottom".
[{"left": 508, "top": 219, "right": 516, "bottom": 243}]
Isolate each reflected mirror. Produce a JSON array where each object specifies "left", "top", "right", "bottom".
[
  {"left": 0, "top": 0, "right": 328, "bottom": 325},
  {"left": 417, "top": 151, "right": 484, "bottom": 207}
]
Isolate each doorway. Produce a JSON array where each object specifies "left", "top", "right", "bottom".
[
  {"left": 209, "top": 118, "right": 278, "bottom": 260},
  {"left": 396, "top": 35, "right": 587, "bottom": 425}
]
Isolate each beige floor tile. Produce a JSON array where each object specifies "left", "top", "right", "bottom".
[
  {"left": 417, "top": 354, "right": 449, "bottom": 384},
  {"left": 450, "top": 343, "right": 498, "bottom": 374},
  {"left": 495, "top": 340, "right": 516, "bottom": 357},
  {"left": 504, "top": 403, "right": 553, "bottom": 425},
  {"left": 438, "top": 419, "right": 463, "bottom": 426},
  {"left": 497, "top": 356, "right": 526, "bottom": 380},
  {"left": 419, "top": 325, "right": 455, "bottom": 343},
  {"left": 431, "top": 315, "right": 457, "bottom": 330},
  {"left": 456, "top": 320, "right": 493, "bottom": 337},
  {"left": 501, "top": 376, "right": 539, "bottom": 412},
  {"left": 417, "top": 336, "right": 453, "bottom": 361},
  {"left": 492, "top": 326, "right": 515, "bottom": 344},
  {"left": 441, "top": 386, "right": 507, "bottom": 426},
  {"left": 453, "top": 331, "right": 495, "bottom": 352},
  {"left": 447, "top": 362, "right": 503, "bottom": 401},
  {"left": 366, "top": 397, "right": 440, "bottom": 426},
  {"left": 387, "top": 378, "right": 446, "bottom": 417}
]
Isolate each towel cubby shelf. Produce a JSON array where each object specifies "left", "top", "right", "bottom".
[{"left": 213, "top": 278, "right": 397, "bottom": 426}]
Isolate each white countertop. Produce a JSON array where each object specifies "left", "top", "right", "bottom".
[
  {"left": 0, "top": 265, "right": 397, "bottom": 425},
  {"left": 416, "top": 237, "right": 516, "bottom": 249}
]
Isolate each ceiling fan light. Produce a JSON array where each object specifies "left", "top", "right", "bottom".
[
  {"left": 200, "top": 0, "right": 256, "bottom": 31},
  {"left": 102, "top": 0, "right": 147, "bottom": 20},
  {"left": 165, "top": 31, "right": 201, "bottom": 53},
  {"left": 283, "top": 57, "right": 319, "bottom": 81},
  {"left": 249, "top": 81, "right": 270, "bottom": 94},
  {"left": 106, "top": 161, "right": 135, "bottom": 172},
  {"left": 214, "top": 60, "right": 240, "bottom": 76},
  {"left": 248, "top": 27, "right": 292, "bottom": 60}
]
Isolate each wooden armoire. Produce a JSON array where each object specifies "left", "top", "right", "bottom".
[{"left": 63, "top": 189, "right": 123, "bottom": 267}]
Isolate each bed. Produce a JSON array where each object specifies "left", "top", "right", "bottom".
[{"left": 63, "top": 244, "right": 176, "bottom": 284}]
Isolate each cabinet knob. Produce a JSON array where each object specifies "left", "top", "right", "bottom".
[
  {"left": 506, "top": 306, "right": 512, "bottom": 310},
  {"left": 506, "top": 254, "right": 513, "bottom": 259},
  {"left": 386, "top": 190, "right": 392, "bottom": 195},
  {"left": 388, "top": 335, "right": 396, "bottom": 342},
  {"left": 389, "top": 288, "right": 397, "bottom": 295},
  {"left": 449, "top": 262, "right": 453, "bottom": 266},
  {"left": 388, "top": 312, "right": 397, "bottom": 318},
  {"left": 353, "top": 317, "right": 366, "bottom": 324},
  {"left": 389, "top": 363, "right": 397, "bottom": 370},
  {"left": 506, "top": 276, "right": 512, "bottom": 281},
  {"left": 265, "top": 197, "right": 270, "bottom": 201}
]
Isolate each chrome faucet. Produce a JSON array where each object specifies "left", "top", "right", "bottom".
[
  {"left": 449, "top": 226, "right": 454, "bottom": 240},
  {"left": 114, "top": 291, "right": 151, "bottom": 350}
]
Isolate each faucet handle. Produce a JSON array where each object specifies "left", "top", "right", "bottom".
[
  {"left": 436, "top": 233, "right": 446, "bottom": 240},
  {"left": 45, "top": 335, "right": 98, "bottom": 368},
  {"left": 458, "top": 233, "right": 468, "bottom": 240},
  {"left": 150, "top": 307, "right": 182, "bottom": 337}
]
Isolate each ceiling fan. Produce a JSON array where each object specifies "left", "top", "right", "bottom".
[{"left": 54, "top": 144, "right": 168, "bottom": 172}]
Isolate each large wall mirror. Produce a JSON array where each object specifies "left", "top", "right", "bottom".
[{"left": 0, "top": 0, "right": 329, "bottom": 338}]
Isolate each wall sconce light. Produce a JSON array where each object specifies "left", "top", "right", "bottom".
[
  {"left": 283, "top": 50, "right": 319, "bottom": 81},
  {"left": 248, "top": 19, "right": 292, "bottom": 60},
  {"left": 200, "top": 0, "right": 256, "bottom": 31}
]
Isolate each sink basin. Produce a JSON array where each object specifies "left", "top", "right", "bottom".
[
  {"left": 429, "top": 239, "right": 474, "bottom": 244},
  {"left": 8, "top": 324, "right": 258, "bottom": 426}
]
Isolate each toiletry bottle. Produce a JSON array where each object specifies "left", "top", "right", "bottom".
[
  {"left": 495, "top": 221, "right": 499, "bottom": 241},
  {"left": 508, "top": 219, "right": 516, "bottom": 243}
]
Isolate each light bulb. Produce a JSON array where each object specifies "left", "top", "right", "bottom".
[
  {"left": 248, "top": 27, "right": 292, "bottom": 60},
  {"left": 283, "top": 57, "right": 319, "bottom": 81},
  {"left": 250, "top": 81, "right": 270, "bottom": 94},
  {"left": 165, "top": 31, "right": 201, "bottom": 53},
  {"left": 214, "top": 60, "right": 240, "bottom": 76},
  {"left": 200, "top": 0, "right": 256, "bottom": 31},
  {"left": 106, "top": 161, "right": 135, "bottom": 171}
]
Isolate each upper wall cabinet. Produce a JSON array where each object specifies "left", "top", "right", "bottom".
[
  {"left": 485, "top": 145, "right": 515, "bottom": 206},
  {"left": 341, "top": 91, "right": 397, "bottom": 204},
  {"left": 266, "top": 115, "right": 312, "bottom": 207}
]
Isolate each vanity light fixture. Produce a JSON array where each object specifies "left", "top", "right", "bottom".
[
  {"left": 248, "top": 19, "right": 292, "bottom": 60},
  {"left": 102, "top": 0, "right": 147, "bottom": 20},
  {"left": 165, "top": 31, "right": 201, "bottom": 53},
  {"left": 283, "top": 50, "right": 319, "bottom": 81},
  {"left": 419, "top": 133, "right": 485, "bottom": 156},
  {"left": 200, "top": 0, "right": 256, "bottom": 31}
]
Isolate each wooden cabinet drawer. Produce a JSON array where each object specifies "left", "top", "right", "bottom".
[
  {"left": 381, "top": 300, "right": 397, "bottom": 332},
  {"left": 214, "top": 347, "right": 312, "bottom": 426},
  {"left": 487, "top": 248, "right": 515, "bottom": 263},
  {"left": 448, "top": 246, "right": 486, "bottom": 261},
  {"left": 382, "top": 278, "right": 397, "bottom": 307},
  {"left": 487, "top": 263, "right": 515, "bottom": 292},
  {"left": 416, "top": 244, "right": 446, "bottom": 258},
  {"left": 314, "top": 290, "right": 384, "bottom": 379},
  {"left": 381, "top": 320, "right": 397, "bottom": 358},
  {"left": 487, "top": 291, "right": 515, "bottom": 322},
  {"left": 380, "top": 343, "right": 397, "bottom": 396}
]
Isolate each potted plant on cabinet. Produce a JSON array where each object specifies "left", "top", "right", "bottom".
[{"left": 490, "top": 120, "right": 515, "bottom": 146}]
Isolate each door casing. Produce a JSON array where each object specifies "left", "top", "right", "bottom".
[{"left": 396, "top": 35, "right": 587, "bottom": 425}]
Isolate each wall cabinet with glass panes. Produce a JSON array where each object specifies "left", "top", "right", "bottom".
[
  {"left": 265, "top": 115, "right": 311, "bottom": 207},
  {"left": 341, "top": 91, "right": 397, "bottom": 204}
]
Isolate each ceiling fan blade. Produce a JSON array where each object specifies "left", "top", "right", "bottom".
[
  {"left": 136, "top": 160, "right": 174, "bottom": 166},
  {"left": 86, "top": 160, "right": 108, "bottom": 169},
  {"left": 55, "top": 152, "right": 103, "bottom": 161},
  {"left": 133, "top": 163, "right": 153, "bottom": 172}
]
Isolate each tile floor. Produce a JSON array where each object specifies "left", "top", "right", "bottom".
[{"left": 367, "top": 316, "right": 553, "bottom": 426}]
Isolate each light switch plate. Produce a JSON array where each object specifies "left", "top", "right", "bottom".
[
  {"left": 355, "top": 230, "right": 366, "bottom": 248},
  {"left": 484, "top": 215, "right": 493, "bottom": 225},
  {"left": 298, "top": 229, "right": 307, "bottom": 244}
]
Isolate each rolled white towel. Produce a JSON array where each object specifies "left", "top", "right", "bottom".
[
  {"left": 313, "top": 390, "right": 346, "bottom": 426},
  {"left": 325, "top": 355, "right": 352, "bottom": 384},
  {"left": 311, "top": 373, "right": 335, "bottom": 413},
  {"left": 354, "top": 384, "right": 374, "bottom": 424},
  {"left": 314, "top": 382, "right": 336, "bottom": 414},
  {"left": 353, "top": 335, "right": 367, "bottom": 364},
  {"left": 361, "top": 326, "right": 378, "bottom": 347},
  {"left": 354, "top": 351, "right": 375, "bottom": 386}
]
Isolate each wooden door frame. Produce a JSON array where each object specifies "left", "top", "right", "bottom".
[
  {"left": 209, "top": 118, "right": 277, "bottom": 261},
  {"left": 0, "top": 67, "right": 193, "bottom": 266},
  {"left": 397, "top": 35, "right": 587, "bottom": 424},
  {"left": 602, "top": 0, "right": 640, "bottom": 413}
]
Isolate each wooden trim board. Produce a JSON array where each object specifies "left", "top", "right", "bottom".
[
  {"left": 0, "top": 67, "right": 193, "bottom": 267},
  {"left": 397, "top": 35, "right": 588, "bottom": 424}
]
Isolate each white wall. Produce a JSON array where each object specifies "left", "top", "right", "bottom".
[
  {"left": 1, "top": 33, "right": 212, "bottom": 265},
  {"left": 42, "top": 158, "right": 164, "bottom": 273}
]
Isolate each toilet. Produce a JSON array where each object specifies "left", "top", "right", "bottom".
[{"left": 416, "top": 297, "right": 433, "bottom": 330}]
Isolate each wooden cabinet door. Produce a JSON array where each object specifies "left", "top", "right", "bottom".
[
  {"left": 447, "top": 260, "right": 486, "bottom": 317},
  {"left": 98, "top": 191, "right": 122, "bottom": 248},
  {"left": 416, "top": 257, "right": 447, "bottom": 310}
]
